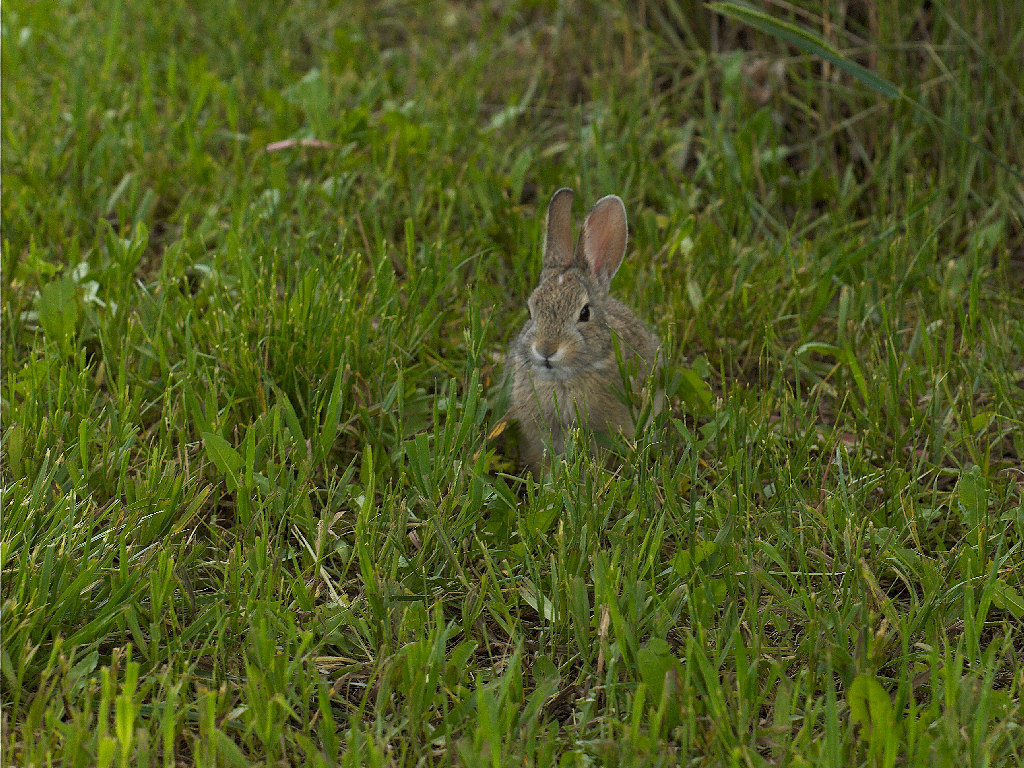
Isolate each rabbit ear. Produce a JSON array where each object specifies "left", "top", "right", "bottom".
[
  {"left": 541, "top": 188, "right": 575, "bottom": 271},
  {"left": 576, "top": 194, "right": 628, "bottom": 289}
]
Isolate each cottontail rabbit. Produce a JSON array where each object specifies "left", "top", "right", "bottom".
[{"left": 507, "top": 188, "right": 662, "bottom": 476}]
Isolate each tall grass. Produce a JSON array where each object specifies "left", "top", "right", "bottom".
[{"left": 2, "top": 0, "right": 1022, "bottom": 765}]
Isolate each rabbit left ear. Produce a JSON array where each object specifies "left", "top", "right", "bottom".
[
  {"left": 576, "top": 195, "right": 627, "bottom": 290},
  {"left": 541, "top": 188, "right": 575, "bottom": 271}
]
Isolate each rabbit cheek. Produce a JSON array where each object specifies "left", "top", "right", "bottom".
[{"left": 576, "top": 320, "right": 607, "bottom": 360}]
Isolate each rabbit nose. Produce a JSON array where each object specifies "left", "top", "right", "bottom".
[{"left": 531, "top": 342, "right": 563, "bottom": 366}]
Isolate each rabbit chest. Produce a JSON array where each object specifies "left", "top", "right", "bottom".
[{"left": 520, "top": 363, "right": 634, "bottom": 454}]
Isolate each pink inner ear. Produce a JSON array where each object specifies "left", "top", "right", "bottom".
[{"left": 582, "top": 196, "right": 627, "bottom": 282}]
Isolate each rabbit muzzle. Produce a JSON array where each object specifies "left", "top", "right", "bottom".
[{"left": 530, "top": 341, "right": 566, "bottom": 370}]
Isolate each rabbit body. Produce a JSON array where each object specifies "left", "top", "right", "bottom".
[{"left": 507, "top": 188, "right": 661, "bottom": 476}]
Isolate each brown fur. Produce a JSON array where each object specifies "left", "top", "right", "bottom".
[{"left": 507, "top": 189, "right": 661, "bottom": 476}]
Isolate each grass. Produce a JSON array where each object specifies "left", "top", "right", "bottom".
[{"left": 2, "top": 0, "right": 1023, "bottom": 764}]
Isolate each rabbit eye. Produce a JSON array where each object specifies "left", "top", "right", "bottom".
[{"left": 578, "top": 304, "right": 590, "bottom": 322}]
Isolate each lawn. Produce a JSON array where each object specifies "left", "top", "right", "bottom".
[{"left": 2, "top": 0, "right": 1023, "bottom": 765}]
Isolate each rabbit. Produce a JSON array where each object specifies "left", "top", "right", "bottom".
[{"left": 507, "top": 188, "right": 662, "bottom": 476}]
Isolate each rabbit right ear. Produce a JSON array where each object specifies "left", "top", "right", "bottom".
[
  {"left": 541, "top": 188, "right": 575, "bottom": 271},
  {"left": 576, "top": 194, "right": 628, "bottom": 291}
]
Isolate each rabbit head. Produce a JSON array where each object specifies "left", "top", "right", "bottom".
[{"left": 517, "top": 188, "right": 631, "bottom": 380}]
